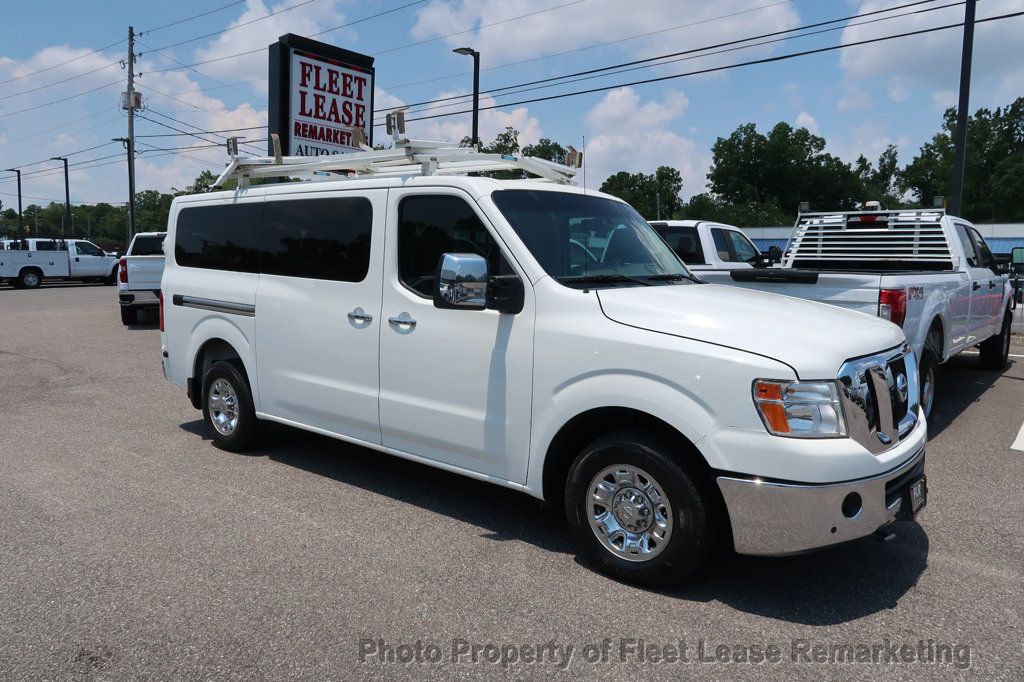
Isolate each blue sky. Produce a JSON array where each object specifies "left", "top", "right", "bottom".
[{"left": 1, "top": 0, "right": 1021, "bottom": 210}]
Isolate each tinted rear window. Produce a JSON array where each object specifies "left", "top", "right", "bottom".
[
  {"left": 131, "top": 235, "right": 165, "bottom": 256},
  {"left": 262, "top": 197, "right": 373, "bottom": 282},
  {"left": 651, "top": 224, "right": 705, "bottom": 265},
  {"left": 174, "top": 204, "right": 262, "bottom": 273}
]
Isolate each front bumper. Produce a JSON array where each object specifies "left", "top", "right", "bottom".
[{"left": 716, "top": 444, "right": 925, "bottom": 556}]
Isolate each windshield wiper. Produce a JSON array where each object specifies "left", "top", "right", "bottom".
[
  {"left": 560, "top": 274, "right": 651, "bottom": 287},
  {"left": 644, "top": 273, "right": 704, "bottom": 283}
]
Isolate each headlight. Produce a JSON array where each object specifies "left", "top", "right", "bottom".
[{"left": 752, "top": 380, "right": 847, "bottom": 438}]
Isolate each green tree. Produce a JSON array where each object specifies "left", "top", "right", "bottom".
[
  {"left": 900, "top": 98, "right": 1024, "bottom": 221},
  {"left": 679, "top": 193, "right": 790, "bottom": 226},
  {"left": 856, "top": 144, "right": 905, "bottom": 209},
  {"left": 707, "top": 122, "right": 862, "bottom": 216},
  {"left": 134, "top": 190, "right": 174, "bottom": 232},
  {"left": 522, "top": 138, "right": 567, "bottom": 164},
  {"left": 598, "top": 166, "right": 683, "bottom": 219}
]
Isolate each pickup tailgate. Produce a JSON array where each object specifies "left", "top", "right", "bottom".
[
  {"left": 124, "top": 255, "right": 164, "bottom": 291},
  {"left": 726, "top": 268, "right": 882, "bottom": 316}
]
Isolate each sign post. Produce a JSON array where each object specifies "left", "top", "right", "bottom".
[{"left": 268, "top": 34, "right": 375, "bottom": 158}]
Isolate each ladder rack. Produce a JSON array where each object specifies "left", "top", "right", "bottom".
[{"left": 213, "top": 137, "right": 580, "bottom": 188}]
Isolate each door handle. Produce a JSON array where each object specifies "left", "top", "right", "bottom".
[
  {"left": 989, "top": 281, "right": 996, "bottom": 289},
  {"left": 75, "top": 257, "right": 80, "bottom": 262},
  {"left": 347, "top": 309, "right": 373, "bottom": 324},
  {"left": 972, "top": 282, "right": 981, "bottom": 291},
  {"left": 388, "top": 315, "right": 417, "bottom": 328}
]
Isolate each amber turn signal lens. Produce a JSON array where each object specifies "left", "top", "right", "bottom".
[
  {"left": 758, "top": 402, "right": 790, "bottom": 433},
  {"left": 755, "top": 381, "right": 783, "bottom": 401}
]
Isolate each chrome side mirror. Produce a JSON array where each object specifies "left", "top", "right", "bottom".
[{"left": 434, "top": 253, "right": 488, "bottom": 310}]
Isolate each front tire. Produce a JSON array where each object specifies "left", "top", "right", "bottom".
[
  {"left": 202, "top": 361, "right": 258, "bottom": 451},
  {"left": 564, "top": 430, "right": 719, "bottom": 587},
  {"left": 979, "top": 309, "right": 1012, "bottom": 370}
]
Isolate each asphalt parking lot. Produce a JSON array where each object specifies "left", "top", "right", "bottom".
[{"left": 1, "top": 285, "right": 1022, "bottom": 679}]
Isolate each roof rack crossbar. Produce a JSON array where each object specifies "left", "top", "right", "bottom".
[{"left": 212, "top": 137, "right": 579, "bottom": 187}]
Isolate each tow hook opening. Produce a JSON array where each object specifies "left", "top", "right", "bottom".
[
  {"left": 873, "top": 525, "right": 897, "bottom": 542},
  {"left": 841, "top": 492, "right": 862, "bottom": 519}
]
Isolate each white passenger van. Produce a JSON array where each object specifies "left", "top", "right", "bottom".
[{"left": 160, "top": 140, "right": 927, "bottom": 586}]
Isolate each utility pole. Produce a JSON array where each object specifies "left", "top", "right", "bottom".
[
  {"left": 51, "top": 156, "right": 70, "bottom": 238},
  {"left": 122, "top": 26, "right": 140, "bottom": 239},
  {"left": 949, "top": 0, "right": 976, "bottom": 217},
  {"left": 3, "top": 168, "right": 23, "bottom": 241}
]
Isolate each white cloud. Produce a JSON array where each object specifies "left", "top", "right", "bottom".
[
  {"left": 583, "top": 87, "right": 705, "bottom": 198},
  {"left": 795, "top": 111, "right": 818, "bottom": 134},
  {"left": 410, "top": 90, "right": 542, "bottom": 146},
  {"left": 839, "top": 0, "right": 1024, "bottom": 109},
  {"left": 931, "top": 88, "right": 957, "bottom": 112},
  {"left": 411, "top": 0, "right": 801, "bottom": 64}
]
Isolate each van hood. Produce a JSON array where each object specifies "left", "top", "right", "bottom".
[{"left": 597, "top": 284, "right": 906, "bottom": 378}]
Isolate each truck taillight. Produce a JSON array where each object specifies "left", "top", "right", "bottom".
[
  {"left": 158, "top": 290, "right": 165, "bottom": 332},
  {"left": 879, "top": 289, "right": 907, "bottom": 327},
  {"left": 118, "top": 257, "right": 128, "bottom": 284}
]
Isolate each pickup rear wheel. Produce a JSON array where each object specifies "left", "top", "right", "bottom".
[
  {"left": 202, "top": 361, "right": 258, "bottom": 451},
  {"left": 119, "top": 306, "right": 138, "bottom": 325},
  {"left": 105, "top": 267, "right": 118, "bottom": 285},
  {"left": 564, "top": 431, "right": 717, "bottom": 587},
  {"left": 18, "top": 268, "right": 41, "bottom": 289},
  {"left": 979, "top": 310, "right": 1012, "bottom": 370}
]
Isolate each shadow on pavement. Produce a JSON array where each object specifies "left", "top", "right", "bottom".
[
  {"left": 181, "top": 417, "right": 930, "bottom": 625},
  {"left": 928, "top": 355, "right": 1010, "bottom": 438}
]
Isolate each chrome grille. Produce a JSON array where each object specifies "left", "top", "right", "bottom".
[{"left": 837, "top": 343, "right": 919, "bottom": 455}]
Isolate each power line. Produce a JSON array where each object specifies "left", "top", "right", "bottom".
[
  {"left": 0, "top": 111, "right": 121, "bottom": 162},
  {"left": 135, "top": 121, "right": 265, "bottom": 137},
  {"left": 309, "top": 0, "right": 427, "bottom": 38},
  {"left": 0, "top": 61, "right": 121, "bottom": 102},
  {"left": 136, "top": 39, "right": 261, "bottom": 105},
  {"left": 11, "top": 141, "right": 119, "bottom": 170},
  {"left": 143, "top": 84, "right": 259, "bottom": 129},
  {"left": 141, "top": 109, "right": 263, "bottom": 153},
  {"left": 140, "top": 1, "right": 247, "bottom": 35},
  {"left": 149, "top": 0, "right": 322, "bottom": 51},
  {"left": 378, "top": 0, "right": 796, "bottom": 92},
  {"left": 378, "top": 0, "right": 961, "bottom": 121},
  {"left": 0, "top": 38, "right": 124, "bottom": 86},
  {"left": 0, "top": 79, "right": 122, "bottom": 119},
  {"left": 384, "top": 10, "right": 1024, "bottom": 127}
]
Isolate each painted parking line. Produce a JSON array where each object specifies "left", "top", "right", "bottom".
[{"left": 1013, "top": 419, "right": 1024, "bottom": 452}]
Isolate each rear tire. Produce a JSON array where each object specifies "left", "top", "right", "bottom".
[
  {"left": 18, "top": 269, "right": 41, "bottom": 289},
  {"left": 106, "top": 267, "right": 118, "bottom": 285},
  {"left": 979, "top": 309, "right": 1012, "bottom": 370},
  {"left": 202, "top": 361, "right": 258, "bottom": 452},
  {"left": 119, "top": 306, "right": 138, "bottom": 326},
  {"left": 564, "top": 430, "right": 719, "bottom": 587}
]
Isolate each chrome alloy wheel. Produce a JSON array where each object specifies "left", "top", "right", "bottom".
[
  {"left": 587, "top": 465, "right": 673, "bottom": 562},
  {"left": 208, "top": 378, "right": 239, "bottom": 436}
]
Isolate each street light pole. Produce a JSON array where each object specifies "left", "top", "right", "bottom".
[
  {"left": 3, "top": 168, "right": 23, "bottom": 242},
  {"left": 51, "top": 156, "right": 70, "bottom": 238},
  {"left": 453, "top": 47, "right": 480, "bottom": 147},
  {"left": 949, "top": 0, "right": 976, "bottom": 217}
]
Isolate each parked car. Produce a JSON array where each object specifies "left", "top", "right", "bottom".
[
  {"left": 648, "top": 220, "right": 778, "bottom": 283},
  {"left": 118, "top": 232, "right": 166, "bottom": 325},
  {"left": 159, "top": 148, "right": 927, "bottom": 587},
  {"left": 0, "top": 238, "right": 120, "bottom": 288},
  {"left": 719, "top": 209, "right": 1014, "bottom": 418}
]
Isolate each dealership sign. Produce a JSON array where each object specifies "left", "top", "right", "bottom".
[{"left": 269, "top": 34, "right": 375, "bottom": 156}]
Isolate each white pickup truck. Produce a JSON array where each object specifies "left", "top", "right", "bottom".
[
  {"left": 158, "top": 139, "right": 929, "bottom": 587},
  {"left": 0, "top": 238, "right": 120, "bottom": 289},
  {"left": 118, "top": 232, "right": 166, "bottom": 325},
  {"left": 648, "top": 220, "right": 777, "bottom": 283},
  {"left": 719, "top": 209, "right": 1014, "bottom": 417}
]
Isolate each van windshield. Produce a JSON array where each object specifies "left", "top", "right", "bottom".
[{"left": 491, "top": 190, "right": 696, "bottom": 288}]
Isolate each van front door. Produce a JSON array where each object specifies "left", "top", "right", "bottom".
[
  {"left": 377, "top": 190, "right": 534, "bottom": 483},
  {"left": 255, "top": 190, "right": 386, "bottom": 445}
]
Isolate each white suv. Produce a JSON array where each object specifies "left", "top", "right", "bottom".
[{"left": 160, "top": 168, "right": 927, "bottom": 586}]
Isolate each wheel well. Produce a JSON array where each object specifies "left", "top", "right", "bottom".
[
  {"left": 927, "top": 317, "right": 944, "bottom": 358},
  {"left": 19, "top": 266, "right": 42, "bottom": 276},
  {"left": 541, "top": 407, "right": 713, "bottom": 506},
  {"left": 191, "top": 339, "right": 248, "bottom": 408}
]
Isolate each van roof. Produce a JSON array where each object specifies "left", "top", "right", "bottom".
[{"left": 171, "top": 174, "right": 621, "bottom": 206}]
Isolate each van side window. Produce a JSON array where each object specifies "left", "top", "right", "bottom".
[
  {"left": 175, "top": 203, "right": 262, "bottom": 273},
  {"left": 398, "top": 195, "right": 512, "bottom": 297},
  {"left": 263, "top": 197, "right": 372, "bottom": 282}
]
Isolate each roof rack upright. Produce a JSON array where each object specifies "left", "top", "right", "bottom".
[{"left": 213, "top": 132, "right": 582, "bottom": 188}]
